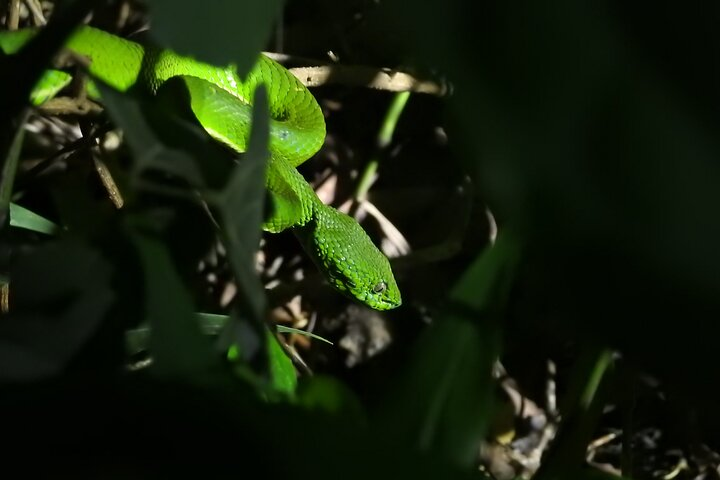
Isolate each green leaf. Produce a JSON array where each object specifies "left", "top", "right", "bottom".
[
  {"left": 295, "top": 375, "right": 366, "bottom": 423},
  {"left": 146, "top": 0, "right": 285, "bottom": 77},
  {"left": 276, "top": 325, "right": 333, "bottom": 345},
  {"left": 9, "top": 202, "right": 59, "bottom": 235},
  {"left": 209, "top": 84, "right": 270, "bottom": 371},
  {"left": 266, "top": 329, "right": 297, "bottom": 395},
  {"left": 128, "top": 224, "right": 222, "bottom": 381},
  {"left": 125, "top": 313, "right": 333, "bottom": 357},
  {"left": 377, "top": 232, "right": 520, "bottom": 468},
  {"left": 209, "top": 83, "right": 269, "bottom": 321},
  {"left": 0, "top": 112, "right": 28, "bottom": 227},
  {"left": 0, "top": 239, "right": 114, "bottom": 381},
  {"left": 197, "top": 312, "right": 333, "bottom": 345},
  {"left": 96, "top": 79, "right": 232, "bottom": 189}
]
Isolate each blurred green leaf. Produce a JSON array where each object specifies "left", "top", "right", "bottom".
[
  {"left": 0, "top": 239, "right": 114, "bottom": 381},
  {"left": 96, "top": 79, "right": 232, "bottom": 189},
  {"left": 96, "top": 73, "right": 267, "bottom": 382},
  {"left": 209, "top": 83, "right": 270, "bottom": 371},
  {"left": 295, "top": 375, "right": 366, "bottom": 423},
  {"left": 377, "top": 232, "right": 520, "bottom": 468},
  {"left": 146, "top": 0, "right": 285, "bottom": 76},
  {"left": 0, "top": 373, "right": 485, "bottom": 480},
  {"left": 9, "top": 202, "right": 59, "bottom": 235},
  {"left": 128, "top": 225, "right": 222, "bottom": 382},
  {"left": 379, "top": 0, "right": 720, "bottom": 418},
  {"left": 125, "top": 313, "right": 332, "bottom": 358},
  {"left": 0, "top": 110, "right": 27, "bottom": 228}
]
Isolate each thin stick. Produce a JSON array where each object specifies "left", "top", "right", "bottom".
[
  {"left": 7, "top": 0, "right": 20, "bottom": 29},
  {"left": 93, "top": 153, "right": 124, "bottom": 209},
  {"left": 24, "top": 0, "right": 45, "bottom": 25},
  {"left": 16, "top": 122, "right": 112, "bottom": 188},
  {"left": 289, "top": 65, "right": 449, "bottom": 96},
  {"left": 37, "top": 96, "right": 103, "bottom": 116},
  {"left": 262, "top": 52, "right": 448, "bottom": 96}
]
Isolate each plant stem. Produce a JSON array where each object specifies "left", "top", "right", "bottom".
[
  {"left": 354, "top": 91, "right": 410, "bottom": 203},
  {"left": 0, "top": 111, "right": 28, "bottom": 223},
  {"left": 7, "top": 0, "right": 20, "bottom": 30}
]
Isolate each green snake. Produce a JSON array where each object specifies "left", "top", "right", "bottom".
[{"left": 0, "top": 25, "right": 401, "bottom": 311}]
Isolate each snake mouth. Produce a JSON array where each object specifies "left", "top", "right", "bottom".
[{"left": 376, "top": 297, "right": 402, "bottom": 310}]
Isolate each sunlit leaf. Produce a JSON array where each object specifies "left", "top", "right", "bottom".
[{"left": 266, "top": 330, "right": 296, "bottom": 395}]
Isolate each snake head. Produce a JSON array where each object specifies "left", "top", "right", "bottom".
[{"left": 302, "top": 207, "right": 402, "bottom": 311}]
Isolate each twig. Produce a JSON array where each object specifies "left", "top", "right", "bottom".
[
  {"left": 587, "top": 432, "right": 619, "bottom": 452},
  {"left": 546, "top": 359, "right": 558, "bottom": 418},
  {"left": 7, "top": 0, "right": 20, "bottom": 29},
  {"left": 288, "top": 64, "right": 449, "bottom": 96},
  {"left": 263, "top": 50, "right": 449, "bottom": 95},
  {"left": 23, "top": 0, "right": 45, "bottom": 25},
  {"left": 37, "top": 96, "right": 103, "bottom": 116},
  {"left": 352, "top": 199, "right": 410, "bottom": 258},
  {"left": 520, "top": 360, "right": 560, "bottom": 475},
  {"left": 0, "top": 281, "right": 8, "bottom": 314},
  {"left": 16, "top": 122, "right": 112, "bottom": 188},
  {"left": 660, "top": 457, "right": 688, "bottom": 480},
  {"left": 279, "top": 340, "right": 313, "bottom": 377},
  {"left": 92, "top": 152, "right": 123, "bottom": 209}
]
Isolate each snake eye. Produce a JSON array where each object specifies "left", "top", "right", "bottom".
[{"left": 372, "top": 281, "right": 387, "bottom": 294}]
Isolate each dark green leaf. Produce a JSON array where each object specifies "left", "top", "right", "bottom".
[
  {"left": 96, "top": 80, "right": 232, "bottom": 189},
  {"left": 0, "top": 112, "right": 27, "bottom": 227},
  {"left": 295, "top": 375, "right": 366, "bottom": 423},
  {"left": 128, "top": 225, "right": 222, "bottom": 381},
  {"left": 0, "top": 239, "right": 114, "bottom": 381},
  {"left": 146, "top": 0, "right": 285, "bottom": 76},
  {"left": 377, "top": 233, "right": 520, "bottom": 468},
  {"left": 125, "top": 313, "right": 333, "bottom": 358},
  {"left": 210, "top": 84, "right": 270, "bottom": 370}
]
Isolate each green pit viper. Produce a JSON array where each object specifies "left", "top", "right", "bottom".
[{"left": 0, "top": 25, "right": 401, "bottom": 310}]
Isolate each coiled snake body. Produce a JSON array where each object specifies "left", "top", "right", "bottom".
[{"left": 0, "top": 25, "right": 401, "bottom": 310}]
